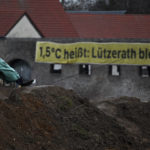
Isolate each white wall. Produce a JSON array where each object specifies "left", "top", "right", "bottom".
[{"left": 6, "top": 15, "right": 41, "bottom": 38}]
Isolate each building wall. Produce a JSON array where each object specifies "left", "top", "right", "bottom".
[
  {"left": 1, "top": 38, "right": 150, "bottom": 102},
  {"left": 6, "top": 16, "right": 41, "bottom": 38}
]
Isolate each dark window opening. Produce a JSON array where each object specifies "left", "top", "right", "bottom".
[
  {"left": 139, "top": 66, "right": 150, "bottom": 77},
  {"left": 109, "top": 65, "right": 120, "bottom": 76},
  {"left": 50, "top": 64, "right": 62, "bottom": 73},
  {"left": 79, "top": 64, "right": 91, "bottom": 75}
]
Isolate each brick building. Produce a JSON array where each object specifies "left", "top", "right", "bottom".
[{"left": 0, "top": 0, "right": 150, "bottom": 101}]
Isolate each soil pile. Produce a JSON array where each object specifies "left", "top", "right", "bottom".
[{"left": 0, "top": 86, "right": 149, "bottom": 150}]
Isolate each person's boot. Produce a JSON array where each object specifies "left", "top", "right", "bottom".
[{"left": 16, "top": 77, "right": 34, "bottom": 86}]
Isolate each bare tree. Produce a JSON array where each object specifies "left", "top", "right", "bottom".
[
  {"left": 62, "top": 0, "right": 97, "bottom": 10},
  {"left": 60, "top": 0, "right": 150, "bottom": 13}
]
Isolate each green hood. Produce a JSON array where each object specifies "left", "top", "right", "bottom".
[{"left": 0, "top": 58, "right": 20, "bottom": 82}]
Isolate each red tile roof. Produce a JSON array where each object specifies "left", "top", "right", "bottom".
[
  {"left": 0, "top": 10, "right": 24, "bottom": 36},
  {"left": 0, "top": 0, "right": 78, "bottom": 38},
  {"left": 68, "top": 13, "right": 150, "bottom": 39},
  {"left": 1, "top": 0, "right": 150, "bottom": 39}
]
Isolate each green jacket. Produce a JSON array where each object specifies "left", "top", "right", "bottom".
[{"left": 0, "top": 58, "right": 20, "bottom": 82}]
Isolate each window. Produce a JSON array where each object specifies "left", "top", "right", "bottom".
[
  {"left": 109, "top": 65, "right": 120, "bottom": 76},
  {"left": 140, "top": 66, "right": 150, "bottom": 77},
  {"left": 79, "top": 64, "right": 91, "bottom": 75},
  {"left": 50, "top": 64, "right": 62, "bottom": 73}
]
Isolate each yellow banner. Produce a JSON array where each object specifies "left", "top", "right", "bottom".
[{"left": 35, "top": 42, "right": 150, "bottom": 65}]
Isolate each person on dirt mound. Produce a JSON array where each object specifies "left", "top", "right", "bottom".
[{"left": 0, "top": 58, "right": 33, "bottom": 86}]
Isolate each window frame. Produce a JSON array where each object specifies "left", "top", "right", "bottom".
[
  {"left": 50, "top": 64, "right": 62, "bottom": 74},
  {"left": 109, "top": 65, "right": 120, "bottom": 76},
  {"left": 79, "top": 64, "right": 92, "bottom": 75}
]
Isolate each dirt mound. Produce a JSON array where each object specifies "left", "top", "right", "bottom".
[
  {"left": 0, "top": 86, "right": 149, "bottom": 150},
  {"left": 97, "top": 97, "right": 150, "bottom": 149},
  {"left": 0, "top": 86, "right": 13, "bottom": 100}
]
